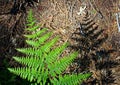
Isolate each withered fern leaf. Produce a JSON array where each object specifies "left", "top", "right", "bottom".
[{"left": 70, "top": 12, "right": 117, "bottom": 84}]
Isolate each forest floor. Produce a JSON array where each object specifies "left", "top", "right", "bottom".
[
  {"left": 0, "top": 0, "right": 120, "bottom": 85},
  {"left": 34, "top": 0, "right": 120, "bottom": 85}
]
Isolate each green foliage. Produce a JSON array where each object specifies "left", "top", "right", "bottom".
[{"left": 8, "top": 9, "right": 91, "bottom": 85}]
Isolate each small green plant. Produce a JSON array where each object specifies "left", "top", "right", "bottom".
[{"left": 8, "top": 10, "right": 91, "bottom": 85}]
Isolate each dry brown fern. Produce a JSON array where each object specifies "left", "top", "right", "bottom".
[{"left": 70, "top": 10, "right": 117, "bottom": 85}]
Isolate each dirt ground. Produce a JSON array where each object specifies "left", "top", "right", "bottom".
[
  {"left": 33, "top": 0, "right": 120, "bottom": 85},
  {"left": 0, "top": 0, "right": 120, "bottom": 85}
]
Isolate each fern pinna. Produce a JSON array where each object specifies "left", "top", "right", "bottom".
[{"left": 8, "top": 10, "right": 91, "bottom": 85}]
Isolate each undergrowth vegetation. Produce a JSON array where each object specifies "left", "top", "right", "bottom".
[
  {"left": 8, "top": 10, "right": 91, "bottom": 85},
  {"left": 0, "top": 0, "right": 120, "bottom": 85}
]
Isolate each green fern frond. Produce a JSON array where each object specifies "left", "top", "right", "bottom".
[
  {"left": 25, "top": 32, "right": 52, "bottom": 47},
  {"left": 41, "top": 36, "right": 59, "bottom": 52},
  {"left": 45, "top": 43, "right": 68, "bottom": 65},
  {"left": 12, "top": 56, "right": 43, "bottom": 68},
  {"left": 26, "top": 21, "right": 36, "bottom": 29},
  {"left": 25, "top": 40, "right": 40, "bottom": 47},
  {"left": 8, "top": 67, "right": 31, "bottom": 80},
  {"left": 26, "top": 9, "right": 35, "bottom": 25},
  {"left": 8, "top": 10, "right": 91, "bottom": 85},
  {"left": 51, "top": 73, "right": 91, "bottom": 85},
  {"left": 8, "top": 67, "right": 41, "bottom": 82},
  {"left": 16, "top": 48, "right": 42, "bottom": 57},
  {"left": 25, "top": 28, "right": 47, "bottom": 39},
  {"left": 49, "top": 52, "right": 78, "bottom": 76}
]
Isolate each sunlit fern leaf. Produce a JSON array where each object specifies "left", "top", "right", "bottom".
[
  {"left": 41, "top": 36, "right": 59, "bottom": 52},
  {"left": 46, "top": 43, "right": 68, "bottom": 65},
  {"left": 8, "top": 67, "right": 32, "bottom": 81},
  {"left": 49, "top": 52, "right": 78, "bottom": 76},
  {"left": 16, "top": 48, "right": 42, "bottom": 57},
  {"left": 12, "top": 56, "right": 43, "bottom": 69},
  {"left": 27, "top": 9, "right": 35, "bottom": 23},
  {"left": 25, "top": 32, "right": 52, "bottom": 47},
  {"left": 26, "top": 9, "right": 38, "bottom": 30},
  {"left": 26, "top": 24, "right": 39, "bottom": 31},
  {"left": 26, "top": 21, "right": 36, "bottom": 28},
  {"left": 8, "top": 9, "right": 91, "bottom": 85},
  {"left": 37, "top": 32, "right": 52, "bottom": 44},
  {"left": 25, "top": 28, "right": 47, "bottom": 39},
  {"left": 51, "top": 73, "right": 91, "bottom": 85},
  {"left": 8, "top": 67, "right": 43, "bottom": 82},
  {"left": 25, "top": 40, "right": 40, "bottom": 47}
]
